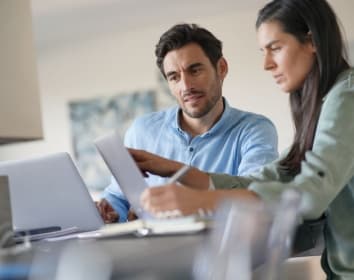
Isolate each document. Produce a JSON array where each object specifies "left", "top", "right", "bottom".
[{"left": 78, "top": 216, "right": 210, "bottom": 239}]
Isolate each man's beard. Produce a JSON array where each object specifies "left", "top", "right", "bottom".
[{"left": 181, "top": 91, "right": 221, "bottom": 118}]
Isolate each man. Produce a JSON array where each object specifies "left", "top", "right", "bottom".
[{"left": 97, "top": 23, "right": 278, "bottom": 223}]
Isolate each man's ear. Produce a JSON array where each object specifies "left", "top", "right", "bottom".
[{"left": 217, "top": 57, "right": 228, "bottom": 80}]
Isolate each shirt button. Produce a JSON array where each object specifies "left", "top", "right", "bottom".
[{"left": 189, "top": 147, "right": 194, "bottom": 152}]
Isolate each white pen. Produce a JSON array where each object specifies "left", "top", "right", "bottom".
[{"left": 166, "top": 165, "right": 192, "bottom": 184}]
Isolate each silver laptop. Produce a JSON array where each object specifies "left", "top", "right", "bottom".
[
  {"left": 0, "top": 176, "right": 16, "bottom": 247},
  {"left": 94, "top": 131, "right": 151, "bottom": 219},
  {"left": 0, "top": 153, "right": 104, "bottom": 235}
]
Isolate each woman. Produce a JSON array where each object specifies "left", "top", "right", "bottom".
[{"left": 131, "top": 0, "right": 353, "bottom": 278}]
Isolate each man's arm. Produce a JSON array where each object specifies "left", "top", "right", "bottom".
[
  {"left": 237, "top": 117, "right": 278, "bottom": 176},
  {"left": 129, "top": 148, "right": 211, "bottom": 190}
]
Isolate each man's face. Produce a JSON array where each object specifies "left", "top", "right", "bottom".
[{"left": 163, "top": 43, "right": 227, "bottom": 118}]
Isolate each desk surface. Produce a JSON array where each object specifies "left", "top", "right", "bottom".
[
  {"left": 1, "top": 228, "right": 323, "bottom": 279},
  {"left": 2, "top": 232, "right": 206, "bottom": 280}
]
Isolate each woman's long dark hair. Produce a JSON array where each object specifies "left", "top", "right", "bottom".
[{"left": 256, "top": 0, "right": 349, "bottom": 175}]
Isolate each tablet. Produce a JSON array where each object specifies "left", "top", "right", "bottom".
[{"left": 94, "top": 131, "right": 151, "bottom": 219}]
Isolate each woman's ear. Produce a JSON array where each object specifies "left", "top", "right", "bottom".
[
  {"left": 217, "top": 57, "right": 228, "bottom": 81},
  {"left": 307, "top": 31, "right": 317, "bottom": 53}
]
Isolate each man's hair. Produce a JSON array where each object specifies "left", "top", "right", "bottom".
[
  {"left": 256, "top": 0, "right": 349, "bottom": 174},
  {"left": 155, "top": 23, "right": 223, "bottom": 77}
]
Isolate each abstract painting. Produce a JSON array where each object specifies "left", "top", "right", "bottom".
[{"left": 69, "top": 90, "right": 156, "bottom": 190}]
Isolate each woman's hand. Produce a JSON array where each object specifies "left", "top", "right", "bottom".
[{"left": 140, "top": 184, "right": 216, "bottom": 216}]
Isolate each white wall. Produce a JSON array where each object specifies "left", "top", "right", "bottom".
[{"left": 0, "top": 0, "right": 353, "bottom": 161}]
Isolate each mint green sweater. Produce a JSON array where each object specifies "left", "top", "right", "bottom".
[{"left": 210, "top": 68, "right": 354, "bottom": 279}]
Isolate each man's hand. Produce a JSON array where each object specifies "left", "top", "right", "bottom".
[
  {"left": 96, "top": 198, "right": 119, "bottom": 224},
  {"left": 127, "top": 209, "right": 138, "bottom": 221},
  {"left": 128, "top": 148, "right": 183, "bottom": 178}
]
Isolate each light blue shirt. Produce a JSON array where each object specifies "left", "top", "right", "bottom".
[{"left": 103, "top": 98, "right": 278, "bottom": 221}]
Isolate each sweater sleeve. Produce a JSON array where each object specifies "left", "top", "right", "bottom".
[
  {"left": 210, "top": 149, "right": 290, "bottom": 189},
  {"left": 249, "top": 71, "right": 354, "bottom": 220}
]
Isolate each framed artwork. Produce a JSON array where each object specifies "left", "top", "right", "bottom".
[{"left": 69, "top": 90, "right": 156, "bottom": 190}]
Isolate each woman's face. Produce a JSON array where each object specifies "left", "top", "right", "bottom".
[{"left": 257, "top": 20, "right": 316, "bottom": 93}]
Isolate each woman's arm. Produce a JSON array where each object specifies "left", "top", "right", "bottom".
[{"left": 140, "top": 183, "right": 260, "bottom": 216}]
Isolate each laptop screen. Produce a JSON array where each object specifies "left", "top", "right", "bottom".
[{"left": 0, "top": 153, "right": 104, "bottom": 233}]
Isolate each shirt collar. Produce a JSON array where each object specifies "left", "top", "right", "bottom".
[
  {"left": 171, "top": 97, "right": 232, "bottom": 136},
  {"left": 206, "top": 98, "right": 233, "bottom": 136}
]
